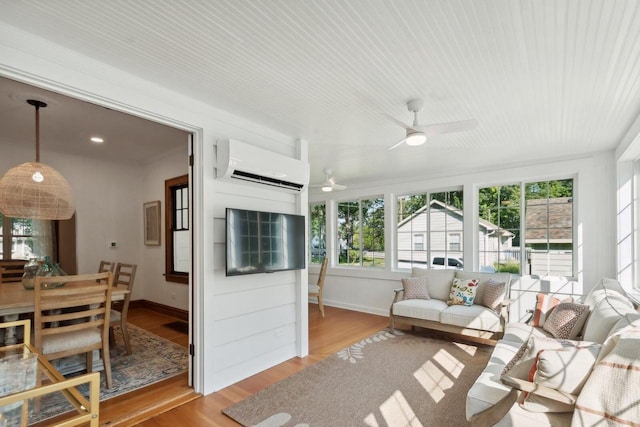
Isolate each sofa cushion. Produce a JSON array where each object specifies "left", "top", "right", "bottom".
[
  {"left": 502, "top": 322, "right": 553, "bottom": 347},
  {"left": 401, "top": 276, "right": 430, "bottom": 300},
  {"left": 480, "top": 279, "right": 506, "bottom": 312},
  {"left": 581, "top": 286, "right": 635, "bottom": 343},
  {"left": 542, "top": 302, "right": 589, "bottom": 339},
  {"left": 392, "top": 298, "right": 448, "bottom": 322},
  {"left": 440, "top": 304, "right": 501, "bottom": 332},
  {"left": 411, "top": 268, "right": 454, "bottom": 300},
  {"left": 447, "top": 277, "right": 479, "bottom": 306}
]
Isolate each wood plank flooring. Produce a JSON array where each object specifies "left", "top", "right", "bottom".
[{"left": 137, "top": 304, "right": 389, "bottom": 427}]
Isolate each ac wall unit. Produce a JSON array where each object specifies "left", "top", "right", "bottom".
[{"left": 216, "top": 139, "right": 309, "bottom": 192}]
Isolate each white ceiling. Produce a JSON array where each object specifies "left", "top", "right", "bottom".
[{"left": 1, "top": 0, "right": 640, "bottom": 187}]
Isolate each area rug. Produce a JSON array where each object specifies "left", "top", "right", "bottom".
[
  {"left": 29, "top": 324, "right": 189, "bottom": 424},
  {"left": 223, "top": 330, "right": 492, "bottom": 427}
]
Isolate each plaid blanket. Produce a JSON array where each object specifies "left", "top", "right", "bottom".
[{"left": 572, "top": 324, "right": 640, "bottom": 426}]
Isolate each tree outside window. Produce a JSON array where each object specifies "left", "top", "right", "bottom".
[
  {"left": 309, "top": 203, "right": 326, "bottom": 264},
  {"left": 337, "top": 198, "right": 384, "bottom": 267}
]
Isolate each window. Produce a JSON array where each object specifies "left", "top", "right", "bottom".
[
  {"left": 337, "top": 197, "right": 384, "bottom": 267},
  {"left": 449, "top": 233, "right": 461, "bottom": 251},
  {"left": 478, "top": 179, "right": 573, "bottom": 276},
  {"left": 397, "top": 190, "right": 463, "bottom": 269},
  {"left": 309, "top": 203, "right": 326, "bottom": 264},
  {"left": 413, "top": 234, "right": 424, "bottom": 251},
  {"left": 0, "top": 214, "right": 53, "bottom": 261},
  {"left": 165, "top": 174, "right": 189, "bottom": 283}
]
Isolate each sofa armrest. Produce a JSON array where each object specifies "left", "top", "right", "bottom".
[
  {"left": 467, "top": 388, "right": 518, "bottom": 426},
  {"left": 500, "top": 374, "right": 577, "bottom": 405},
  {"left": 392, "top": 288, "right": 404, "bottom": 304}
]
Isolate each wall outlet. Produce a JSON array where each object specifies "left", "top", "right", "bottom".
[{"left": 109, "top": 241, "right": 117, "bottom": 248}]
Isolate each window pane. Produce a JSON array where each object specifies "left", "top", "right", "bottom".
[
  {"left": 338, "top": 201, "right": 360, "bottom": 265},
  {"left": 361, "top": 198, "right": 384, "bottom": 267},
  {"left": 397, "top": 194, "right": 427, "bottom": 269},
  {"left": 478, "top": 185, "right": 520, "bottom": 273},
  {"left": 397, "top": 190, "right": 463, "bottom": 270},
  {"left": 525, "top": 179, "right": 573, "bottom": 277},
  {"left": 309, "top": 203, "right": 326, "bottom": 264}
]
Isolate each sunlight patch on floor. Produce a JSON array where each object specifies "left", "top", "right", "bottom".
[
  {"left": 363, "top": 390, "right": 423, "bottom": 427},
  {"left": 414, "top": 349, "right": 465, "bottom": 402},
  {"left": 433, "top": 348, "right": 464, "bottom": 378},
  {"left": 454, "top": 342, "right": 477, "bottom": 356}
]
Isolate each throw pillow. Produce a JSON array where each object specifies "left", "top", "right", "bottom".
[
  {"left": 480, "top": 279, "right": 506, "bottom": 312},
  {"left": 501, "top": 336, "right": 595, "bottom": 382},
  {"left": 447, "top": 278, "right": 479, "bottom": 306},
  {"left": 533, "top": 293, "right": 572, "bottom": 327},
  {"left": 542, "top": 302, "right": 590, "bottom": 339},
  {"left": 401, "top": 276, "right": 431, "bottom": 300},
  {"left": 520, "top": 344, "right": 600, "bottom": 413}
]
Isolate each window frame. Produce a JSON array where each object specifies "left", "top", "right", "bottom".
[
  {"left": 336, "top": 196, "right": 385, "bottom": 268},
  {"left": 164, "top": 174, "right": 189, "bottom": 284}
]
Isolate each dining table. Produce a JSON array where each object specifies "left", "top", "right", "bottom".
[{"left": 0, "top": 280, "right": 129, "bottom": 346}]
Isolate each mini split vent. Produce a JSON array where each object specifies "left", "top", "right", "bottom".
[{"left": 216, "top": 139, "right": 309, "bottom": 193}]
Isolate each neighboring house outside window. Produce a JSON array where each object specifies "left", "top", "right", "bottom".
[
  {"left": 337, "top": 197, "right": 384, "bottom": 267},
  {"left": 397, "top": 190, "right": 464, "bottom": 270},
  {"left": 478, "top": 179, "right": 573, "bottom": 277}
]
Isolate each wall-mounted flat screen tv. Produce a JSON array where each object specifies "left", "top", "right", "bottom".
[{"left": 225, "top": 208, "right": 305, "bottom": 276}]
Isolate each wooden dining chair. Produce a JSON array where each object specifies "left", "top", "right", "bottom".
[
  {"left": 0, "top": 259, "right": 28, "bottom": 283},
  {"left": 109, "top": 262, "right": 137, "bottom": 355},
  {"left": 98, "top": 260, "right": 115, "bottom": 274},
  {"left": 33, "top": 271, "right": 114, "bottom": 389},
  {"left": 308, "top": 257, "right": 328, "bottom": 317}
]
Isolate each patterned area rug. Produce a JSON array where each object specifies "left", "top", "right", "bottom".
[
  {"left": 29, "top": 324, "right": 189, "bottom": 424},
  {"left": 223, "top": 330, "right": 492, "bottom": 427}
]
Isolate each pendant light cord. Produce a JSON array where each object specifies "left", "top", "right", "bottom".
[
  {"left": 35, "top": 103, "right": 40, "bottom": 162},
  {"left": 27, "top": 99, "right": 47, "bottom": 163}
]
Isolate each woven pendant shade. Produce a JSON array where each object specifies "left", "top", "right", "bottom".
[
  {"left": 0, "top": 162, "right": 75, "bottom": 220},
  {"left": 0, "top": 99, "right": 75, "bottom": 220}
]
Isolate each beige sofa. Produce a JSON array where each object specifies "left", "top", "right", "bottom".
[
  {"left": 466, "top": 277, "right": 640, "bottom": 426},
  {"left": 389, "top": 269, "right": 512, "bottom": 341}
]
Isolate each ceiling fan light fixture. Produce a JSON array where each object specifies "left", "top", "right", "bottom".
[
  {"left": 321, "top": 185, "right": 333, "bottom": 192},
  {"left": 405, "top": 132, "right": 427, "bottom": 146}
]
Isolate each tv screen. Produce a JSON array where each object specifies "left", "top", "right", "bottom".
[{"left": 225, "top": 208, "right": 305, "bottom": 276}]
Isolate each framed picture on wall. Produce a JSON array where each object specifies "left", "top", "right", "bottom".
[{"left": 144, "top": 201, "right": 161, "bottom": 245}]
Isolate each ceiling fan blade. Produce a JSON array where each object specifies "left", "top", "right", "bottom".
[
  {"left": 416, "top": 119, "right": 478, "bottom": 137},
  {"left": 381, "top": 112, "right": 414, "bottom": 131},
  {"left": 387, "top": 136, "right": 407, "bottom": 151},
  {"left": 332, "top": 183, "right": 347, "bottom": 190}
]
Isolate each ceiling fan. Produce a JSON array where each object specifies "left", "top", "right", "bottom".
[
  {"left": 385, "top": 98, "right": 478, "bottom": 150},
  {"left": 311, "top": 169, "right": 347, "bottom": 192}
]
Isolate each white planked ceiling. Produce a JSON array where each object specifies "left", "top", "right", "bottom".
[{"left": 1, "top": 0, "right": 640, "bottom": 187}]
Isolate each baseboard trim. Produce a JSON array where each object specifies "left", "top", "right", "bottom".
[{"left": 130, "top": 300, "right": 189, "bottom": 322}]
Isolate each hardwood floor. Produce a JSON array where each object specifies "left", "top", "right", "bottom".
[{"left": 136, "top": 304, "right": 389, "bottom": 427}]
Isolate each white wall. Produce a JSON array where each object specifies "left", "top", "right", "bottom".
[
  {"left": 0, "top": 22, "right": 308, "bottom": 395},
  {"left": 140, "top": 146, "right": 190, "bottom": 309},
  {"left": 309, "top": 152, "right": 617, "bottom": 320},
  {"left": 0, "top": 142, "right": 143, "bottom": 275}
]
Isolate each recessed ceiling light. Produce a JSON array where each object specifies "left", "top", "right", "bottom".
[{"left": 90, "top": 136, "right": 104, "bottom": 143}]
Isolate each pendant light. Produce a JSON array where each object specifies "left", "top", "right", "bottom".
[{"left": 0, "top": 99, "right": 75, "bottom": 220}]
